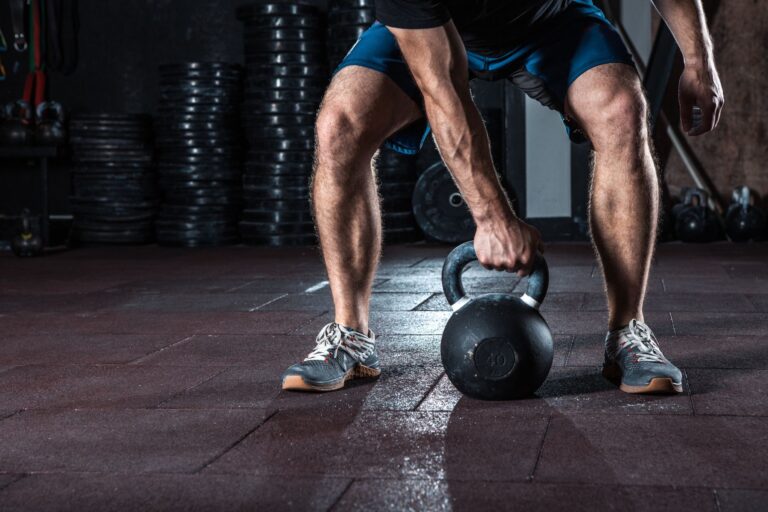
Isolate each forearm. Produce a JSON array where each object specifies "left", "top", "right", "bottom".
[
  {"left": 422, "top": 84, "right": 515, "bottom": 224},
  {"left": 651, "top": 0, "right": 713, "bottom": 66}
]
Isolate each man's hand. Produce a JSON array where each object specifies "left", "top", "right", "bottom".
[
  {"left": 679, "top": 60, "right": 724, "bottom": 136},
  {"left": 474, "top": 217, "right": 544, "bottom": 277}
]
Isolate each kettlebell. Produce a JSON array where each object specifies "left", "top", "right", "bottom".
[
  {"left": 440, "top": 241, "right": 554, "bottom": 400},
  {"left": 1, "top": 100, "right": 33, "bottom": 146},
  {"left": 35, "top": 101, "right": 67, "bottom": 145},
  {"left": 11, "top": 209, "right": 43, "bottom": 257},
  {"left": 725, "top": 186, "right": 766, "bottom": 243},
  {"left": 672, "top": 187, "right": 722, "bottom": 243}
]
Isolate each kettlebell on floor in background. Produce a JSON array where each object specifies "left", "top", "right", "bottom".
[
  {"left": 725, "top": 186, "right": 766, "bottom": 243},
  {"left": 440, "top": 241, "right": 554, "bottom": 400},
  {"left": 12, "top": 209, "right": 43, "bottom": 257},
  {"left": 35, "top": 101, "right": 67, "bottom": 145},
  {"left": 672, "top": 187, "right": 722, "bottom": 243},
  {"left": 1, "top": 100, "right": 33, "bottom": 146}
]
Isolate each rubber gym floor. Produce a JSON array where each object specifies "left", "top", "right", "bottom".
[{"left": 0, "top": 242, "right": 767, "bottom": 511}]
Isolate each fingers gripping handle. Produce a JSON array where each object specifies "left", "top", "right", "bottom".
[{"left": 441, "top": 241, "right": 549, "bottom": 310}]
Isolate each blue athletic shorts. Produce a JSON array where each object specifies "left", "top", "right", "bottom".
[{"left": 335, "top": 0, "right": 634, "bottom": 154}]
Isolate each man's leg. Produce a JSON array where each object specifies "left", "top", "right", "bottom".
[
  {"left": 565, "top": 63, "right": 681, "bottom": 394},
  {"left": 313, "top": 66, "right": 422, "bottom": 334},
  {"left": 281, "top": 65, "right": 422, "bottom": 392},
  {"left": 565, "top": 63, "right": 657, "bottom": 331}
]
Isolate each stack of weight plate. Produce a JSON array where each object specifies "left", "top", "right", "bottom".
[
  {"left": 69, "top": 113, "right": 157, "bottom": 244},
  {"left": 377, "top": 148, "right": 422, "bottom": 243},
  {"left": 154, "top": 62, "right": 244, "bottom": 247},
  {"left": 327, "top": 0, "right": 375, "bottom": 68},
  {"left": 237, "top": 2, "right": 327, "bottom": 246}
]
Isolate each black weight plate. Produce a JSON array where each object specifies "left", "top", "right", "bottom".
[
  {"left": 70, "top": 136, "right": 151, "bottom": 148},
  {"left": 329, "top": 24, "right": 369, "bottom": 40},
  {"left": 243, "top": 162, "right": 314, "bottom": 175},
  {"left": 158, "top": 76, "right": 241, "bottom": 86},
  {"left": 160, "top": 178, "right": 240, "bottom": 190},
  {"left": 243, "top": 27, "right": 324, "bottom": 39},
  {"left": 242, "top": 15, "right": 324, "bottom": 29},
  {"left": 73, "top": 154, "right": 153, "bottom": 165},
  {"left": 72, "top": 229, "right": 155, "bottom": 244},
  {"left": 242, "top": 101, "right": 318, "bottom": 116},
  {"left": 157, "top": 163, "right": 241, "bottom": 175},
  {"left": 243, "top": 198, "right": 310, "bottom": 211},
  {"left": 412, "top": 161, "right": 475, "bottom": 243},
  {"left": 243, "top": 186, "right": 309, "bottom": 200},
  {"left": 245, "top": 125, "right": 315, "bottom": 140},
  {"left": 159, "top": 72, "right": 242, "bottom": 83},
  {"left": 379, "top": 182, "right": 416, "bottom": 197},
  {"left": 244, "top": 88, "right": 323, "bottom": 104},
  {"left": 158, "top": 62, "right": 240, "bottom": 72},
  {"left": 247, "top": 64, "right": 327, "bottom": 77},
  {"left": 329, "top": 0, "right": 376, "bottom": 11},
  {"left": 238, "top": 220, "right": 314, "bottom": 235},
  {"left": 328, "top": 8, "right": 374, "bottom": 24},
  {"left": 246, "top": 76, "right": 326, "bottom": 90},
  {"left": 157, "top": 145, "right": 242, "bottom": 157},
  {"left": 74, "top": 219, "right": 155, "bottom": 232},
  {"left": 246, "top": 138, "right": 314, "bottom": 152},
  {"left": 236, "top": 2, "right": 321, "bottom": 20},
  {"left": 157, "top": 237, "right": 239, "bottom": 248},
  {"left": 73, "top": 164, "right": 154, "bottom": 176},
  {"left": 246, "top": 150, "right": 313, "bottom": 165},
  {"left": 160, "top": 204, "right": 240, "bottom": 216},
  {"left": 156, "top": 136, "right": 242, "bottom": 148},
  {"left": 383, "top": 212, "right": 416, "bottom": 230},
  {"left": 157, "top": 154, "right": 241, "bottom": 164},
  {"left": 158, "top": 104, "right": 238, "bottom": 115},
  {"left": 243, "top": 52, "right": 324, "bottom": 66},
  {"left": 241, "top": 209, "right": 313, "bottom": 224},
  {"left": 157, "top": 114, "right": 239, "bottom": 125},
  {"left": 154, "top": 120, "right": 236, "bottom": 132},
  {"left": 244, "top": 114, "right": 316, "bottom": 127},
  {"left": 159, "top": 93, "right": 242, "bottom": 104},
  {"left": 242, "top": 40, "right": 321, "bottom": 54}
]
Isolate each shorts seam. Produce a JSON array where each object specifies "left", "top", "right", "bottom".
[
  {"left": 566, "top": 56, "right": 636, "bottom": 89},
  {"left": 335, "top": 60, "right": 423, "bottom": 105}
]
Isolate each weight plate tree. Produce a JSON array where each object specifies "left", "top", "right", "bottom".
[
  {"left": 154, "top": 62, "right": 244, "bottom": 247},
  {"left": 377, "top": 147, "right": 423, "bottom": 244},
  {"left": 327, "top": 0, "right": 375, "bottom": 69},
  {"left": 237, "top": 2, "right": 327, "bottom": 246},
  {"left": 69, "top": 113, "right": 158, "bottom": 245}
]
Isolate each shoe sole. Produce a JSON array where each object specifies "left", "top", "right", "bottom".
[
  {"left": 602, "top": 364, "right": 683, "bottom": 394},
  {"left": 281, "top": 364, "right": 381, "bottom": 392}
]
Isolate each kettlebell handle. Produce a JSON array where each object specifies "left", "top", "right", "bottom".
[{"left": 442, "top": 241, "right": 549, "bottom": 311}]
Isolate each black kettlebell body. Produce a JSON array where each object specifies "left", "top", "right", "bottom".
[
  {"left": 440, "top": 242, "right": 554, "bottom": 400},
  {"left": 674, "top": 188, "right": 721, "bottom": 243},
  {"left": 1, "top": 100, "right": 33, "bottom": 146},
  {"left": 725, "top": 186, "right": 766, "bottom": 243},
  {"left": 11, "top": 210, "right": 43, "bottom": 257},
  {"left": 35, "top": 101, "right": 67, "bottom": 145}
]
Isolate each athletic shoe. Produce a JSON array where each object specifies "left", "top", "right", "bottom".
[
  {"left": 281, "top": 322, "right": 381, "bottom": 392},
  {"left": 602, "top": 319, "right": 683, "bottom": 394}
]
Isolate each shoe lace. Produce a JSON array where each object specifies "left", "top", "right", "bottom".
[
  {"left": 624, "top": 319, "right": 667, "bottom": 363},
  {"left": 304, "top": 323, "right": 375, "bottom": 363}
]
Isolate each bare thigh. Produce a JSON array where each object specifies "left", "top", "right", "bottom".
[{"left": 316, "top": 65, "right": 423, "bottom": 161}]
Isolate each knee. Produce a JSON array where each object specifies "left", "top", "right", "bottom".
[
  {"left": 315, "top": 104, "right": 374, "bottom": 167},
  {"left": 587, "top": 88, "right": 648, "bottom": 153}
]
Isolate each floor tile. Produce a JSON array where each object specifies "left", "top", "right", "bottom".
[
  {"left": 0, "top": 408, "right": 272, "bottom": 473},
  {"left": 581, "top": 292, "right": 755, "bottom": 312},
  {"left": 206, "top": 409, "right": 548, "bottom": 481},
  {"left": 260, "top": 292, "right": 433, "bottom": 312},
  {"left": 294, "top": 311, "right": 453, "bottom": 336},
  {"left": 688, "top": 369, "right": 768, "bottom": 416},
  {"left": 0, "top": 334, "right": 179, "bottom": 365},
  {"left": 535, "top": 415, "right": 768, "bottom": 488},
  {"left": 416, "top": 292, "right": 585, "bottom": 312},
  {"left": 0, "top": 365, "right": 223, "bottom": 410},
  {"left": 0, "top": 472, "right": 349, "bottom": 512},
  {"left": 335, "top": 480, "right": 717, "bottom": 512},
  {"left": 672, "top": 312, "right": 768, "bottom": 336},
  {"left": 716, "top": 489, "right": 768, "bottom": 512},
  {"left": 113, "top": 293, "right": 283, "bottom": 312}
]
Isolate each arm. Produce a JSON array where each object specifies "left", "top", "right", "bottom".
[
  {"left": 651, "top": 0, "right": 724, "bottom": 135},
  {"left": 389, "top": 22, "right": 542, "bottom": 273}
]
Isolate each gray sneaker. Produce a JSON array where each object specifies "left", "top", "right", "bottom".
[
  {"left": 282, "top": 322, "right": 381, "bottom": 392},
  {"left": 603, "top": 319, "right": 683, "bottom": 394}
]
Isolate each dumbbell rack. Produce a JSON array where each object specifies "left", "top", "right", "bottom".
[{"left": 0, "top": 145, "right": 58, "bottom": 248}]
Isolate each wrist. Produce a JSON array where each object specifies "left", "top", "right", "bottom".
[{"left": 473, "top": 194, "right": 517, "bottom": 226}]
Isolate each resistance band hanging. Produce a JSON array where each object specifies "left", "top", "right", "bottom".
[{"left": 22, "top": 0, "right": 46, "bottom": 109}]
